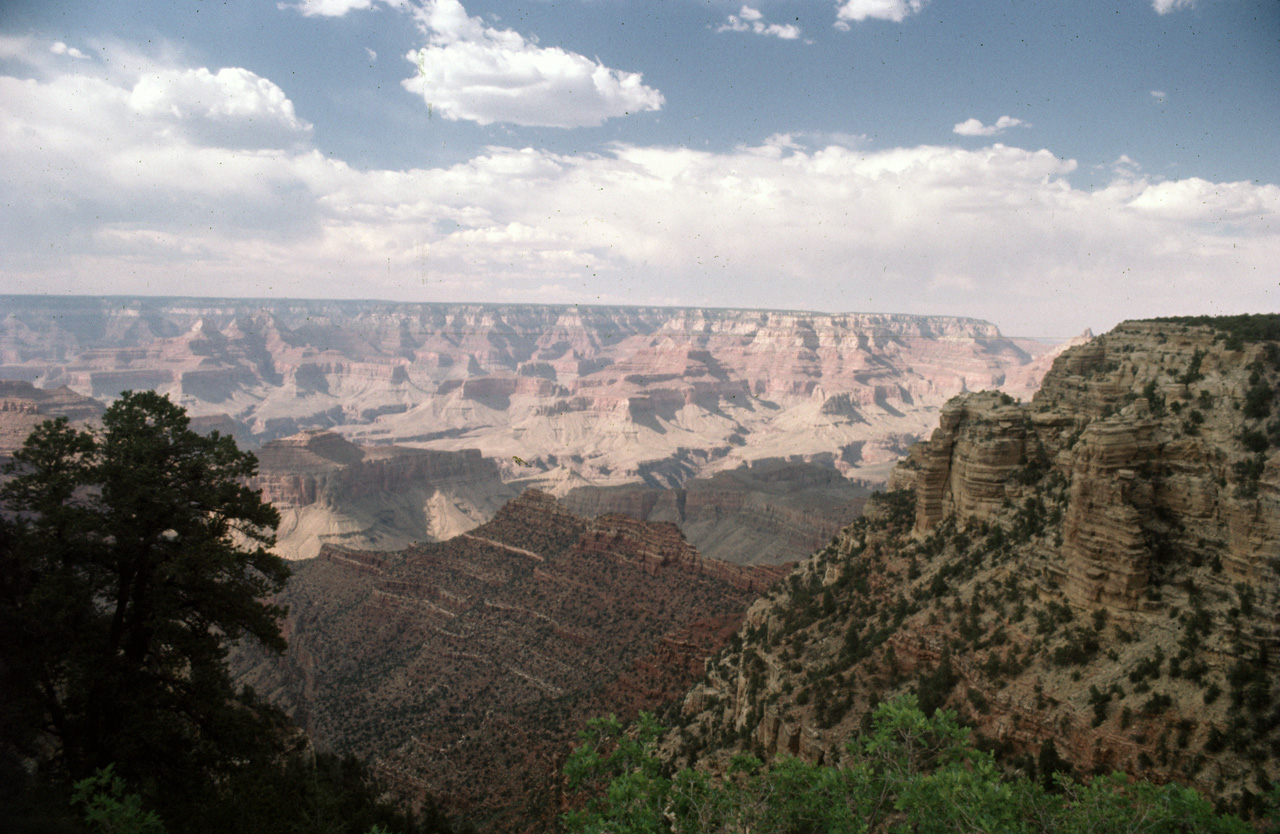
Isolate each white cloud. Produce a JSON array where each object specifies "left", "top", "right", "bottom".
[
  {"left": 366, "top": 47, "right": 378, "bottom": 61},
  {"left": 400, "top": 0, "right": 663, "bottom": 127},
  {"left": 50, "top": 41, "right": 89, "bottom": 59},
  {"left": 282, "top": 0, "right": 376, "bottom": 17},
  {"left": 718, "top": 6, "right": 802, "bottom": 40},
  {"left": 0, "top": 35, "right": 34, "bottom": 61},
  {"left": 1127, "top": 178, "right": 1277, "bottom": 223},
  {"left": 1151, "top": 90, "right": 1166, "bottom": 100},
  {"left": 129, "top": 66, "right": 312, "bottom": 148},
  {"left": 1111, "top": 155, "right": 1142, "bottom": 178},
  {"left": 2, "top": 53, "right": 1278, "bottom": 336},
  {"left": 953, "top": 115, "right": 1030, "bottom": 137},
  {"left": 835, "top": 0, "right": 925, "bottom": 27},
  {"left": 1152, "top": 0, "right": 1194, "bottom": 14}
]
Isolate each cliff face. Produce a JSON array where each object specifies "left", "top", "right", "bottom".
[
  {"left": 0, "top": 379, "right": 104, "bottom": 464},
  {"left": 893, "top": 320, "right": 1280, "bottom": 607},
  {"left": 0, "top": 296, "right": 1079, "bottom": 490},
  {"left": 232, "top": 490, "right": 784, "bottom": 829},
  {"left": 671, "top": 317, "right": 1280, "bottom": 817},
  {"left": 250, "top": 430, "right": 517, "bottom": 559},
  {"left": 562, "top": 460, "right": 871, "bottom": 565}
]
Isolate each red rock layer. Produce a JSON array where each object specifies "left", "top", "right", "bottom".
[{"left": 231, "top": 489, "right": 781, "bottom": 828}]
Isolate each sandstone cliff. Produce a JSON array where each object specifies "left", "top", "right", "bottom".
[
  {"left": 232, "top": 490, "right": 784, "bottom": 829},
  {"left": 0, "top": 296, "right": 1074, "bottom": 491},
  {"left": 669, "top": 316, "right": 1280, "bottom": 819},
  {"left": 251, "top": 430, "right": 516, "bottom": 559}
]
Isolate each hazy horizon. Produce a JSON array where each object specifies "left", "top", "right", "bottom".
[{"left": 1, "top": 0, "right": 1276, "bottom": 337}]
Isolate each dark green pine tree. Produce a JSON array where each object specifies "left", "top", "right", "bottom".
[{"left": 0, "top": 390, "right": 291, "bottom": 824}]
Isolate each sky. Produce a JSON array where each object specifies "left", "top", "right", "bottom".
[{"left": 0, "top": 0, "right": 1277, "bottom": 336}]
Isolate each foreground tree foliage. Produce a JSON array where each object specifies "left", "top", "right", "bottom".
[
  {"left": 0, "top": 392, "right": 449, "bottom": 834},
  {"left": 563, "top": 695, "right": 1257, "bottom": 834}
]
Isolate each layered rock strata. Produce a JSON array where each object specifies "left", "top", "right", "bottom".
[
  {"left": 0, "top": 296, "right": 1081, "bottom": 490},
  {"left": 232, "top": 490, "right": 784, "bottom": 828},
  {"left": 670, "top": 317, "right": 1280, "bottom": 817},
  {"left": 892, "top": 320, "right": 1280, "bottom": 609},
  {"left": 562, "top": 460, "right": 871, "bottom": 565},
  {"left": 249, "top": 430, "right": 517, "bottom": 559},
  {"left": 0, "top": 379, "right": 104, "bottom": 464}
]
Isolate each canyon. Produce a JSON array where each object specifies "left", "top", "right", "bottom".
[
  {"left": 0, "top": 295, "right": 1077, "bottom": 563},
  {"left": 0, "top": 296, "right": 1078, "bottom": 494},
  {"left": 671, "top": 316, "right": 1280, "bottom": 819},
  {"left": 561, "top": 459, "right": 871, "bottom": 566},
  {"left": 0, "top": 379, "right": 103, "bottom": 467},
  {"left": 250, "top": 430, "right": 516, "bottom": 560},
  {"left": 232, "top": 490, "right": 786, "bottom": 830},
  {"left": 8, "top": 297, "right": 1279, "bottom": 827}
]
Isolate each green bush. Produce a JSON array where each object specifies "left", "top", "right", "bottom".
[
  {"left": 72, "top": 766, "right": 167, "bottom": 834},
  {"left": 563, "top": 696, "right": 1254, "bottom": 834},
  {"left": 1244, "top": 377, "right": 1274, "bottom": 420},
  {"left": 1151, "top": 314, "right": 1280, "bottom": 345}
]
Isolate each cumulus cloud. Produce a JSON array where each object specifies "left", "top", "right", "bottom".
[
  {"left": 0, "top": 43, "right": 318, "bottom": 255},
  {"left": 835, "top": 0, "right": 925, "bottom": 27},
  {"left": 50, "top": 41, "right": 89, "bottom": 59},
  {"left": 129, "top": 66, "right": 312, "bottom": 148},
  {"left": 953, "top": 115, "right": 1029, "bottom": 137},
  {"left": 1151, "top": 90, "right": 1166, "bottom": 100},
  {"left": 718, "top": 6, "right": 802, "bottom": 40},
  {"left": 3, "top": 53, "right": 1278, "bottom": 335},
  {"left": 400, "top": 0, "right": 663, "bottom": 127},
  {"left": 1152, "top": 0, "right": 1194, "bottom": 13}
]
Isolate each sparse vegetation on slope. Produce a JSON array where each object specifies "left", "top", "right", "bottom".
[
  {"left": 665, "top": 317, "right": 1280, "bottom": 820},
  {"left": 565, "top": 695, "right": 1256, "bottom": 833},
  {"left": 1152, "top": 314, "right": 1280, "bottom": 349},
  {"left": 231, "top": 491, "right": 785, "bottom": 831}
]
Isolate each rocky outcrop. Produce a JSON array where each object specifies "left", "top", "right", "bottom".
[
  {"left": 562, "top": 460, "right": 870, "bottom": 565},
  {"left": 670, "top": 316, "right": 1280, "bottom": 818},
  {"left": 231, "top": 490, "right": 781, "bottom": 828},
  {"left": 572, "top": 514, "right": 783, "bottom": 592},
  {"left": 897, "top": 391, "right": 1031, "bottom": 531},
  {"left": 0, "top": 380, "right": 104, "bottom": 464},
  {"left": 250, "top": 430, "right": 516, "bottom": 559},
  {"left": 0, "top": 296, "right": 1072, "bottom": 490},
  {"left": 893, "top": 320, "right": 1280, "bottom": 612}
]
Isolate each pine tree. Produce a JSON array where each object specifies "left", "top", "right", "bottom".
[{"left": 0, "top": 390, "right": 290, "bottom": 815}]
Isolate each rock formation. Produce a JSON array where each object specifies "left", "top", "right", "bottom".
[
  {"left": 669, "top": 316, "right": 1280, "bottom": 819},
  {"left": 231, "top": 490, "right": 784, "bottom": 829},
  {"left": 0, "top": 379, "right": 104, "bottom": 465},
  {"left": 562, "top": 460, "right": 871, "bottom": 565},
  {"left": 0, "top": 296, "right": 1078, "bottom": 491},
  {"left": 250, "top": 430, "right": 517, "bottom": 559}
]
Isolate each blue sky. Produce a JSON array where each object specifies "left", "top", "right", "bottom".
[{"left": 1, "top": 0, "right": 1277, "bottom": 335}]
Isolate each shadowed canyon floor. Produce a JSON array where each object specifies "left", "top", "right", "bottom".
[{"left": 562, "top": 459, "right": 872, "bottom": 566}]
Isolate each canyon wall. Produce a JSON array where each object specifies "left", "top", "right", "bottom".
[
  {"left": 0, "top": 296, "right": 1079, "bottom": 492},
  {"left": 562, "top": 460, "right": 870, "bottom": 565},
  {"left": 232, "top": 490, "right": 784, "bottom": 828},
  {"left": 250, "top": 430, "right": 516, "bottom": 559},
  {"left": 670, "top": 317, "right": 1280, "bottom": 818}
]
